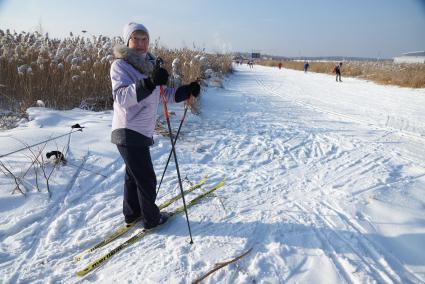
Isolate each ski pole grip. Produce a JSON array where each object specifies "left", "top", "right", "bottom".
[{"left": 160, "top": 86, "right": 170, "bottom": 120}]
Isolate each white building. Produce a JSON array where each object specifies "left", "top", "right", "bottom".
[{"left": 393, "top": 51, "right": 425, "bottom": 63}]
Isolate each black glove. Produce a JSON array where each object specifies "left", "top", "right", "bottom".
[
  {"left": 156, "top": 57, "right": 164, "bottom": 68},
  {"left": 174, "top": 81, "right": 201, "bottom": 102},
  {"left": 152, "top": 67, "right": 169, "bottom": 86},
  {"left": 188, "top": 81, "right": 201, "bottom": 97},
  {"left": 136, "top": 78, "right": 155, "bottom": 102}
]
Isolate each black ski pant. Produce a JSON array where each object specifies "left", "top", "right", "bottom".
[
  {"left": 336, "top": 71, "right": 342, "bottom": 82},
  {"left": 117, "top": 145, "right": 160, "bottom": 226}
]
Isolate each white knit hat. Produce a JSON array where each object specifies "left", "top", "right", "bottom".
[{"left": 123, "top": 22, "right": 149, "bottom": 46}]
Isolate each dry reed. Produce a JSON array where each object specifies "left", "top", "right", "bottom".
[{"left": 0, "top": 29, "right": 232, "bottom": 113}]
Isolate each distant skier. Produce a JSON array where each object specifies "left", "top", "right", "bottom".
[
  {"left": 334, "top": 62, "right": 343, "bottom": 82},
  {"left": 304, "top": 61, "right": 310, "bottom": 73},
  {"left": 248, "top": 59, "right": 254, "bottom": 69},
  {"left": 278, "top": 62, "right": 282, "bottom": 69},
  {"left": 110, "top": 22, "right": 201, "bottom": 229}
]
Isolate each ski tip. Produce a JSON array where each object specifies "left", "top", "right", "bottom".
[
  {"left": 76, "top": 268, "right": 90, "bottom": 277},
  {"left": 74, "top": 250, "right": 88, "bottom": 262}
]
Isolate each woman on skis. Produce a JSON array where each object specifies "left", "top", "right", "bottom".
[{"left": 110, "top": 22, "right": 200, "bottom": 229}]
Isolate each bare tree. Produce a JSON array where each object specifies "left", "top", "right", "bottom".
[{"left": 0, "top": 159, "right": 26, "bottom": 196}]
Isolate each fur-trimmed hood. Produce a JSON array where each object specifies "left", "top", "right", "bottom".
[{"left": 113, "top": 44, "right": 155, "bottom": 76}]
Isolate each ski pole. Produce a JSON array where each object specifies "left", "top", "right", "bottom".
[
  {"left": 159, "top": 85, "right": 194, "bottom": 244},
  {"left": 64, "top": 124, "right": 84, "bottom": 157},
  {"left": 157, "top": 77, "right": 200, "bottom": 195},
  {"left": 157, "top": 104, "right": 188, "bottom": 195}
]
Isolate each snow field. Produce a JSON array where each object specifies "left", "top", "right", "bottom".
[{"left": 1, "top": 64, "right": 425, "bottom": 283}]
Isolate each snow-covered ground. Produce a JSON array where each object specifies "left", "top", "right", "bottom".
[{"left": 1, "top": 64, "right": 425, "bottom": 283}]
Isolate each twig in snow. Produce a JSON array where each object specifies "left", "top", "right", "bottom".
[
  {"left": 23, "top": 142, "right": 49, "bottom": 192},
  {"left": 39, "top": 151, "right": 57, "bottom": 198},
  {"left": 192, "top": 247, "right": 253, "bottom": 284},
  {"left": 0, "top": 160, "right": 26, "bottom": 196}
]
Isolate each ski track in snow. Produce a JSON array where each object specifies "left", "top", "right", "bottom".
[{"left": 1, "top": 65, "right": 425, "bottom": 283}]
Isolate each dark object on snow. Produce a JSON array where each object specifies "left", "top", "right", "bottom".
[
  {"left": 46, "top": 150, "right": 67, "bottom": 163},
  {"left": 71, "top": 123, "right": 85, "bottom": 129}
]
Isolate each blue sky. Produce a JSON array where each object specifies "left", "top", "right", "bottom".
[{"left": 1, "top": 0, "right": 424, "bottom": 58}]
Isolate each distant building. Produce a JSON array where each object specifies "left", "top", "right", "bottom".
[
  {"left": 251, "top": 50, "right": 261, "bottom": 59},
  {"left": 393, "top": 51, "right": 425, "bottom": 63}
]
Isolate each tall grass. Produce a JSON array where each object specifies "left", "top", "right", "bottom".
[
  {"left": 259, "top": 60, "right": 425, "bottom": 88},
  {"left": 0, "top": 29, "right": 232, "bottom": 113},
  {"left": 151, "top": 40, "right": 232, "bottom": 84}
]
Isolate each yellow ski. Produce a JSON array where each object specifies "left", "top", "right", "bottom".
[
  {"left": 76, "top": 180, "right": 224, "bottom": 277},
  {"left": 74, "top": 176, "right": 208, "bottom": 262}
]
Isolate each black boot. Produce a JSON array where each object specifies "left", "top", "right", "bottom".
[
  {"left": 144, "top": 212, "right": 171, "bottom": 229},
  {"left": 125, "top": 216, "right": 144, "bottom": 227}
]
